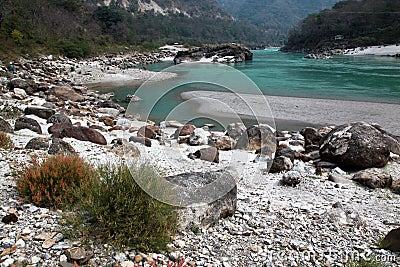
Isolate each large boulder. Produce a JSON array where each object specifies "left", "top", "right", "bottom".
[
  {"left": 352, "top": 168, "right": 392, "bottom": 189},
  {"left": 48, "top": 138, "right": 76, "bottom": 155},
  {"left": 215, "top": 136, "right": 236, "bottom": 151},
  {"left": 174, "top": 124, "right": 196, "bottom": 138},
  {"left": 235, "top": 125, "right": 276, "bottom": 156},
  {"left": 165, "top": 171, "right": 237, "bottom": 230},
  {"left": 48, "top": 122, "right": 73, "bottom": 136},
  {"left": 190, "top": 147, "right": 219, "bottom": 163},
  {"left": 188, "top": 128, "right": 209, "bottom": 146},
  {"left": 9, "top": 78, "right": 37, "bottom": 94},
  {"left": 111, "top": 139, "right": 140, "bottom": 158},
  {"left": 47, "top": 113, "right": 72, "bottom": 125},
  {"left": 60, "top": 126, "right": 107, "bottom": 145},
  {"left": 25, "top": 137, "right": 50, "bottom": 150},
  {"left": 137, "top": 125, "right": 160, "bottom": 139},
  {"left": 320, "top": 122, "right": 391, "bottom": 170},
  {"left": 24, "top": 106, "right": 55, "bottom": 120},
  {"left": 226, "top": 122, "right": 246, "bottom": 140},
  {"left": 53, "top": 86, "right": 85, "bottom": 102},
  {"left": 381, "top": 228, "right": 400, "bottom": 252},
  {"left": 14, "top": 117, "right": 42, "bottom": 134},
  {"left": 270, "top": 156, "right": 293, "bottom": 173},
  {"left": 0, "top": 118, "right": 13, "bottom": 133}
]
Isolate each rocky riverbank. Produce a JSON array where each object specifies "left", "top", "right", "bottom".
[{"left": 0, "top": 54, "right": 399, "bottom": 267}]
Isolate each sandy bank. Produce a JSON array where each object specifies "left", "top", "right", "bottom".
[
  {"left": 343, "top": 44, "right": 400, "bottom": 56},
  {"left": 69, "top": 63, "right": 176, "bottom": 88},
  {"left": 181, "top": 90, "right": 400, "bottom": 135}
]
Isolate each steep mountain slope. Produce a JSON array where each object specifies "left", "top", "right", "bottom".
[
  {"left": 282, "top": 0, "right": 400, "bottom": 52},
  {"left": 0, "top": 0, "right": 264, "bottom": 59},
  {"left": 217, "top": 0, "right": 340, "bottom": 44}
]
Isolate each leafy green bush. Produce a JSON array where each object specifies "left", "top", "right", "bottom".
[
  {"left": 17, "top": 155, "right": 95, "bottom": 209},
  {"left": 79, "top": 163, "right": 178, "bottom": 251},
  {"left": 0, "top": 132, "right": 14, "bottom": 149}
]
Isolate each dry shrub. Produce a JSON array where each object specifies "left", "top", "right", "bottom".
[{"left": 17, "top": 154, "right": 95, "bottom": 209}]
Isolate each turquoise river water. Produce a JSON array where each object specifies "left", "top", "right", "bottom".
[{"left": 97, "top": 48, "right": 400, "bottom": 129}]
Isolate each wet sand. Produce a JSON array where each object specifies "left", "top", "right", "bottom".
[{"left": 181, "top": 90, "right": 400, "bottom": 134}]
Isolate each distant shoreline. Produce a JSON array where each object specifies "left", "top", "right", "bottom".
[
  {"left": 181, "top": 90, "right": 400, "bottom": 135},
  {"left": 342, "top": 44, "right": 400, "bottom": 56}
]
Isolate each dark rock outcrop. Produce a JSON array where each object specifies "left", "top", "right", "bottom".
[
  {"left": 14, "top": 117, "right": 42, "bottom": 134},
  {"left": 24, "top": 106, "right": 55, "bottom": 119},
  {"left": 320, "top": 122, "right": 391, "bottom": 170},
  {"left": 0, "top": 117, "right": 13, "bottom": 133},
  {"left": 60, "top": 126, "right": 107, "bottom": 145},
  {"left": 270, "top": 156, "right": 293, "bottom": 173},
  {"left": 25, "top": 137, "right": 50, "bottom": 150},
  {"left": 174, "top": 44, "right": 252, "bottom": 64},
  {"left": 381, "top": 228, "right": 400, "bottom": 252}
]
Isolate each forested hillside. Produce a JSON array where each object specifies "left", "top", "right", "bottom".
[
  {"left": 217, "top": 0, "right": 340, "bottom": 44},
  {"left": 282, "top": 0, "right": 400, "bottom": 52},
  {"left": 0, "top": 0, "right": 264, "bottom": 59}
]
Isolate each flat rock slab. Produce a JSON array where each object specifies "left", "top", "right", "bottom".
[{"left": 166, "top": 171, "right": 237, "bottom": 230}]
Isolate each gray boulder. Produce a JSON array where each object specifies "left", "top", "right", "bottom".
[
  {"left": 14, "top": 117, "right": 42, "bottom": 134},
  {"left": 280, "top": 171, "right": 302, "bottom": 186},
  {"left": 25, "top": 137, "right": 50, "bottom": 150},
  {"left": 320, "top": 122, "right": 391, "bottom": 170},
  {"left": 47, "top": 113, "right": 72, "bottom": 125},
  {"left": 226, "top": 122, "right": 246, "bottom": 140},
  {"left": 166, "top": 171, "right": 237, "bottom": 230},
  {"left": 48, "top": 138, "right": 76, "bottom": 155},
  {"left": 111, "top": 139, "right": 140, "bottom": 158},
  {"left": 190, "top": 147, "right": 219, "bottom": 163}
]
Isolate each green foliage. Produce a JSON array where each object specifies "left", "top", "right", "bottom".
[
  {"left": 283, "top": 0, "right": 400, "bottom": 52},
  {"left": 17, "top": 155, "right": 95, "bottom": 209},
  {"left": 58, "top": 39, "right": 91, "bottom": 59},
  {"left": 77, "top": 163, "right": 178, "bottom": 251},
  {"left": 346, "top": 259, "right": 388, "bottom": 267},
  {"left": 11, "top": 29, "right": 23, "bottom": 45},
  {"left": 0, "top": 132, "right": 14, "bottom": 149},
  {"left": 0, "top": 0, "right": 267, "bottom": 59}
]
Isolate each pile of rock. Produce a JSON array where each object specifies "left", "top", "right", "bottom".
[{"left": 174, "top": 43, "right": 253, "bottom": 64}]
